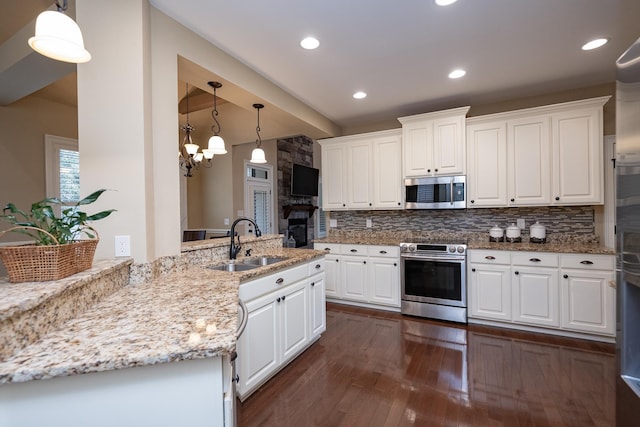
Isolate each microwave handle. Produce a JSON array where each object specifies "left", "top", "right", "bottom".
[{"left": 450, "top": 177, "right": 454, "bottom": 205}]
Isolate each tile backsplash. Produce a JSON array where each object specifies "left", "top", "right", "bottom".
[{"left": 329, "top": 206, "right": 594, "bottom": 236}]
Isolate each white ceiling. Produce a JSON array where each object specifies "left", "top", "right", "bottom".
[
  {"left": 3, "top": 0, "right": 640, "bottom": 140},
  {"left": 151, "top": 0, "right": 640, "bottom": 130}
]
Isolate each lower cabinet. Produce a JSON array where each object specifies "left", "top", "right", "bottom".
[
  {"left": 468, "top": 250, "right": 615, "bottom": 340},
  {"left": 236, "top": 259, "right": 325, "bottom": 401},
  {"left": 314, "top": 243, "right": 400, "bottom": 309}
]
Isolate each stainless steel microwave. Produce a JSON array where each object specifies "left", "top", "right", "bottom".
[{"left": 405, "top": 175, "right": 466, "bottom": 209}]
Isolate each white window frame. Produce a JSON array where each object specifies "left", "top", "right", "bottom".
[
  {"left": 44, "top": 134, "right": 79, "bottom": 201},
  {"left": 244, "top": 161, "right": 275, "bottom": 235}
]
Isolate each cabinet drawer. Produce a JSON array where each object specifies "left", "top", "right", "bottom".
[
  {"left": 240, "top": 264, "right": 308, "bottom": 301},
  {"left": 342, "top": 245, "right": 366, "bottom": 256},
  {"left": 308, "top": 258, "right": 325, "bottom": 276},
  {"left": 468, "top": 250, "right": 510, "bottom": 264},
  {"left": 560, "top": 254, "right": 614, "bottom": 270},
  {"left": 367, "top": 245, "right": 400, "bottom": 258},
  {"left": 512, "top": 252, "right": 558, "bottom": 267},
  {"left": 314, "top": 243, "right": 341, "bottom": 254}
]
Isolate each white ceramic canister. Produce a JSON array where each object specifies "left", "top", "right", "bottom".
[
  {"left": 530, "top": 221, "right": 547, "bottom": 243},
  {"left": 489, "top": 224, "right": 504, "bottom": 242},
  {"left": 506, "top": 223, "right": 522, "bottom": 243}
]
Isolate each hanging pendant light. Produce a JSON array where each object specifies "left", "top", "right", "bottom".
[
  {"left": 207, "top": 81, "right": 227, "bottom": 155},
  {"left": 250, "top": 103, "right": 267, "bottom": 164},
  {"left": 28, "top": 0, "right": 91, "bottom": 64},
  {"left": 179, "top": 82, "right": 212, "bottom": 177}
]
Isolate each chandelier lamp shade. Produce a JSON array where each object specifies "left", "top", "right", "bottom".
[
  {"left": 28, "top": 0, "right": 91, "bottom": 63},
  {"left": 207, "top": 81, "right": 227, "bottom": 154},
  {"left": 179, "top": 82, "right": 214, "bottom": 177},
  {"left": 250, "top": 103, "right": 267, "bottom": 164}
]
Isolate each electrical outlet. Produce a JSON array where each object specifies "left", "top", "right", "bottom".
[
  {"left": 366, "top": 218, "right": 372, "bottom": 228},
  {"left": 115, "top": 235, "right": 131, "bottom": 257},
  {"left": 330, "top": 219, "right": 337, "bottom": 228},
  {"left": 224, "top": 218, "right": 230, "bottom": 225},
  {"left": 517, "top": 218, "right": 525, "bottom": 229}
]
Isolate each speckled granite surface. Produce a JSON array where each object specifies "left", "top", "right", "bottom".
[
  {"left": 314, "top": 231, "right": 614, "bottom": 255},
  {"left": 0, "top": 243, "right": 324, "bottom": 384}
]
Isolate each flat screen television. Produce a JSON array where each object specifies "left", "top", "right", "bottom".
[{"left": 291, "top": 163, "right": 319, "bottom": 197}]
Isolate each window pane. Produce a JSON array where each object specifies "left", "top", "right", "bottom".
[
  {"left": 59, "top": 149, "right": 80, "bottom": 203},
  {"left": 253, "top": 189, "right": 270, "bottom": 233}
]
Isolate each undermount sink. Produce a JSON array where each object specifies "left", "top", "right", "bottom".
[
  {"left": 206, "top": 256, "right": 288, "bottom": 272},
  {"left": 243, "top": 256, "right": 288, "bottom": 266},
  {"left": 207, "top": 263, "right": 259, "bottom": 272}
]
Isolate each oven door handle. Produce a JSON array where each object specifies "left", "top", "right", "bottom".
[
  {"left": 400, "top": 254, "right": 466, "bottom": 263},
  {"left": 450, "top": 177, "right": 454, "bottom": 205}
]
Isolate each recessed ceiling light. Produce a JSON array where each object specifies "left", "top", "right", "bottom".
[
  {"left": 582, "top": 38, "right": 608, "bottom": 51},
  {"left": 435, "top": 0, "right": 458, "bottom": 6},
  {"left": 448, "top": 69, "right": 466, "bottom": 79},
  {"left": 353, "top": 91, "right": 367, "bottom": 99},
  {"left": 300, "top": 37, "right": 320, "bottom": 50}
]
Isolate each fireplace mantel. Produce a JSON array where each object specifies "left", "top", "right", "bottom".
[{"left": 282, "top": 204, "right": 317, "bottom": 219}]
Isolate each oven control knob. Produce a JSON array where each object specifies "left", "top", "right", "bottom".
[
  {"left": 400, "top": 243, "right": 408, "bottom": 252},
  {"left": 457, "top": 246, "right": 465, "bottom": 254},
  {"left": 448, "top": 246, "right": 456, "bottom": 253},
  {"left": 408, "top": 244, "right": 416, "bottom": 252}
]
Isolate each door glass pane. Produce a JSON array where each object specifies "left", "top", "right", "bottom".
[
  {"left": 59, "top": 149, "right": 80, "bottom": 203},
  {"left": 253, "top": 188, "right": 270, "bottom": 234}
]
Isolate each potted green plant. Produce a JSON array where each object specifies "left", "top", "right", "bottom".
[{"left": 0, "top": 189, "right": 115, "bottom": 283}]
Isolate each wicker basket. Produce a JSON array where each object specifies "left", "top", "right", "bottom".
[{"left": 0, "top": 226, "right": 99, "bottom": 283}]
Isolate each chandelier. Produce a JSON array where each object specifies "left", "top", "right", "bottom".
[{"left": 179, "top": 82, "right": 213, "bottom": 177}]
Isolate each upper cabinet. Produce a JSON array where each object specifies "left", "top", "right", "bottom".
[
  {"left": 319, "top": 129, "right": 402, "bottom": 211},
  {"left": 466, "top": 96, "right": 610, "bottom": 208},
  {"left": 398, "top": 106, "right": 470, "bottom": 178}
]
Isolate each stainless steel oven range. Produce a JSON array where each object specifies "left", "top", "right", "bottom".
[{"left": 400, "top": 241, "right": 467, "bottom": 323}]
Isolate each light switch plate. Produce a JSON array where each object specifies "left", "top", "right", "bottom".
[
  {"left": 115, "top": 235, "right": 131, "bottom": 257},
  {"left": 517, "top": 218, "right": 525, "bottom": 229},
  {"left": 224, "top": 218, "right": 229, "bottom": 225},
  {"left": 366, "top": 218, "right": 372, "bottom": 228},
  {"left": 330, "top": 219, "right": 337, "bottom": 228}
]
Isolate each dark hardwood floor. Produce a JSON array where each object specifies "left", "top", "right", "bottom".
[{"left": 237, "top": 303, "right": 615, "bottom": 427}]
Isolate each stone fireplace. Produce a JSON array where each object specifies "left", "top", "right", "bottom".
[{"left": 287, "top": 218, "right": 308, "bottom": 247}]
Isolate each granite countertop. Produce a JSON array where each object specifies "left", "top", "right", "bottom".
[
  {"left": 314, "top": 233, "right": 615, "bottom": 255},
  {"left": 0, "top": 247, "right": 324, "bottom": 384}
]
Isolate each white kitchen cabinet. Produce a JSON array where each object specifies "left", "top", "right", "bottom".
[
  {"left": 347, "top": 140, "right": 374, "bottom": 209},
  {"left": 372, "top": 134, "right": 403, "bottom": 209},
  {"left": 398, "top": 106, "right": 470, "bottom": 178},
  {"left": 466, "top": 96, "right": 610, "bottom": 208},
  {"left": 466, "top": 121, "right": 508, "bottom": 207},
  {"left": 237, "top": 260, "right": 325, "bottom": 401},
  {"left": 508, "top": 115, "right": 551, "bottom": 205},
  {"left": 309, "top": 275, "right": 327, "bottom": 338},
  {"left": 319, "top": 129, "right": 402, "bottom": 210},
  {"left": 551, "top": 106, "right": 604, "bottom": 205},
  {"left": 314, "top": 243, "right": 401, "bottom": 310},
  {"left": 341, "top": 254, "right": 368, "bottom": 302},
  {"left": 320, "top": 142, "right": 347, "bottom": 210},
  {"left": 468, "top": 253, "right": 512, "bottom": 321},
  {"left": 368, "top": 254, "right": 400, "bottom": 307},
  {"left": 560, "top": 254, "right": 615, "bottom": 336},
  {"left": 468, "top": 249, "right": 614, "bottom": 341}
]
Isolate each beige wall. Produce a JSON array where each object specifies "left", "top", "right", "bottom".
[{"left": 0, "top": 94, "right": 78, "bottom": 234}]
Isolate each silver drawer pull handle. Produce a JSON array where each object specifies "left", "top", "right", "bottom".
[
  {"left": 529, "top": 258, "right": 541, "bottom": 262},
  {"left": 380, "top": 250, "right": 387, "bottom": 254},
  {"left": 350, "top": 249, "right": 358, "bottom": 253},
  {"left": 580, "top": 260, "right": 594, "bottom": 265},
  {"left": 276, "top": 278, "right": 284, "bottom": 285},
  {"left": 315, "top": 264, "right": 321, "bottom": 269},
  {"left": 485, "top": 256, "right": 496, "bottom": 260},
  {"left": 608, "top": 280, "right": 617, "bottom": 289}
]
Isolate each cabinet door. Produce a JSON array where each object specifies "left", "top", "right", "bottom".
[
  {"left": 468, "top": 263, "right": 512, "bottom": 321},
  {"left": 433, "top": 115, "right": 466, "bottom": 175},
  {"left": 552, "top": 108, "right": 602, "bottom": 204},
  {"left": 466, "top": 121, "right": 508, "bottom": 207},
  {"left": 560, "top": 269, "right": 615, "bottom": 336},
  {"left": 368, "top": 257, "right": 400, "bottom": 307},
  {"left": 508, "top": 116, "right": 551, "bottom": 205},
  {"left": 403, "top": 121, "right": 433, "bottom": 177},
  {"left": 323, "top": 254, "right": 340, "bottom": 298},
  {"left": 309, "top": 275, "right": 327, "bottom": 338},
  {"left": 321, "top": 143, "right": 348, "bottom": 210},
  {"left": 512, "top": 266, "right": 559, "bottom": 327},
  {"left": 236, "top": 293, "right": 279, "bottom": 398},
  {"left": 341, "top": 255, "right": 368, "bottom": 302},
  {"left": 280, "top": 281, "right": 309, "bottom": 364},
  {"left": 373, "top": 135, "right": 403, "bottom": 209},
  {"left": 347, "top": 140, "right": 373, "bottom": 209}
]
